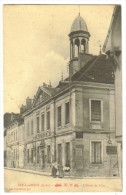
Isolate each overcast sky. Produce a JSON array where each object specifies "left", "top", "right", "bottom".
[{"left": 3, "top": 4, "right": 114, "bottom": 113}]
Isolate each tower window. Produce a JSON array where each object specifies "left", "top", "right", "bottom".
[
  {"left": 74, "top": 39, "right": 79, "bottom": 57},
  {"left": 81, "top": 39, "right": 86, "bottom": 53}
]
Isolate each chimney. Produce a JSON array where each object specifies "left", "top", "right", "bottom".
[
  {"left": 26, "top": 97, "right": 32, "bottom": 108},
  {"left": 43, "top": 82, "right": 47, "bottom": 87},
  {"left": 20, "top": 104, "right": 27, "bottom": 114},
  {"left": 10, "top": 113, "right": 16, "bottom": 121}
]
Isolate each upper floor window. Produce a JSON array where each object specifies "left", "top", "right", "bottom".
[
  {"left": 16, "top": 131, "right": 17, "bottom": 141},
  {"left": 41, "top": 114, "right": 45, "bottom": 131},
  {"left": 65, "top": 102, "right": 70, "bottom": 124},
  {"left": 37, "top": 117, "right": 40, "bottom": 133},
  {"left": 27, "top": 123, "right": 29, "bottom": 136},
  {"left": 91, "top": 141, "right": 102, "bottom": 164},
  {"left": 57, "top": 106, "right": 62, "bottom": 127},
  {"left": 14, "top": 132, "right": 16, "bottom": 141},
  {"left": 47, "top": 111, "right": 50, "bottom": 130},
  {"left": 90, "top": 99, "right": 103, "bottom": 122},
  {"left": 31, "top": 120, "right": 33, "bottom": 135}
]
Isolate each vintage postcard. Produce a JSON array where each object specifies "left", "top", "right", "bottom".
[{"left": 3, "top": 3, "right": 123, "bottom": 193}]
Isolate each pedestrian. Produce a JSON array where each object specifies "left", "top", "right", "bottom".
[
  {"left": 58, "top": 165, "right": 64, "bottom": 178},
  {"left": 51, "top": 161, "right": 57, "bottom": 178}
]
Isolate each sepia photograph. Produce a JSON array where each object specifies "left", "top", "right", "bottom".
[{"left": 3, "top": 3, "right": 123, "bottom": 192}]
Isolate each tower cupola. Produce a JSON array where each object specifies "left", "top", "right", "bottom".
[{"left": 69, "top": 14, "right": 90, "bottom": 59}]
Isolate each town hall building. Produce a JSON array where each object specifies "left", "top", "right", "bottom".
[{"left": 5, "top": 11, "right": 120, "bottom": 177}]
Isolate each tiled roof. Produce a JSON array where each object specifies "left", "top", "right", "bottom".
[
  {"left": 71, "top": 54, "right": 115, "bottom": 84},
  {"left": 42, "top": 87, "right": 60, "bottom": 96}
]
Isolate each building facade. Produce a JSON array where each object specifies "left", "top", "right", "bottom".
[
  {"left": 103, "top": 5, "right": 122, "bottom": 177},
  {"left": 6, "top": 116, "right": 23, "bottom": 168}
]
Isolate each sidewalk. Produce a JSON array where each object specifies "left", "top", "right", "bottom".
[
  {"left": 4, "top": 167, "right": 120, "bottom": 179},
  {"left": 4, "top": 167, "right": 51, "bottom": 177}
]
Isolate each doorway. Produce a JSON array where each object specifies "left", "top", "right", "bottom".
[
  {"left": 41, "top": 150, "right": 45, "bottom": 169},
  {"left": 76, "top": 145, "right": 84, "bottom": 169}
]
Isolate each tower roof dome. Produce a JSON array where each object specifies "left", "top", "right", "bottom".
[{"left": 70, "top": 14, "right": 88, "bottom": 33}]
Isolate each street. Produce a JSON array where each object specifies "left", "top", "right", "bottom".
[{"left": 4, "top": 169, "right": 122, "bottom": 192}]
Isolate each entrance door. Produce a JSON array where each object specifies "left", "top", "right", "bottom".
[
  {"left": 58, "top": 144, "right": 62, "bottom": 165},
  {"left": 76, "top": 145, "right": 84, "bottom": 169}
]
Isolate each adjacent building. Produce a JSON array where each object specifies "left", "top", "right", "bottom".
[
  {"left": 5, "top": 114, "right": 23, "bottom": 168},
  {"left": 103, "top": 5, "right": 122, "bottom": 176}
]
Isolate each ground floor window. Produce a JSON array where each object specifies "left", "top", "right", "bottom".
[
  {"left": 37, "top": 147, "right": 39, "bottom": 163},
  {"left": 31, "top": 149, "right": 34, "bottom": 163},
  {"left": 65, "top": 142, "right": 70, "bottom": 166},
  {"left": 47, "top": 145, "right": 51, "bottom": 163},
  {"left": 91, "top": 141, "right": 102, "bottom": 164},
  {"left": 27, "top": 149, "right": 30, "bottom": 163},
  {"left": 58, "top": 144, "right": 62, "bottom": 165}
]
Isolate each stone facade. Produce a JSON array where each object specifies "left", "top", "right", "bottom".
[{"left": 20, "top": 83, "right": 118, "bottom": 177}]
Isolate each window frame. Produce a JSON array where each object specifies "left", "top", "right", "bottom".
[
  {"left": 89, "top": 98, "right": 103, "bottom": 123},
  {"left": 37, "top": 116, "right": 40, "bottom": 133},
  {"left": 31, "top": 149, "right": 34, "bottom": 163},
  {"left": 57, "top": 105, "right": 62, "bottom": 127},
  {"left": 47, "top": 145, "right": 51, "bottom": 163},
  {"left": 37, "top": 147, "right": 39, "bottom": 164},
  {"left": 46, "top": 111, "right": 50, "bottom": 130},
  {"left": 65, "top": 101, "right": 70, "bottom": 125},
  {"left": 65, "top": 142, "right": 70, "bottom": 166},
  {"left": 41, "top": 113, "right": 45, "bottom": 131},
  {"left": 27, "top": 149, "right": 30, "bottom": 164},
  {"left": 90, "top": 140, "right": 103, "bottom": 164},
  {"left": 31, "top": 120, "right": 33, "bottom": 135}
]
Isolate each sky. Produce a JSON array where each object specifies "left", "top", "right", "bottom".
[{"left": 3, "top": 4, "right": 114, "bottom": 113}]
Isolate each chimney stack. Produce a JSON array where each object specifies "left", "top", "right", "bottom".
[
  {"left": 26, "top": 97, "right": 32, "bottom": 108},
  {"left": 20, "top": 104, "right": 27, "bottom": 114}
]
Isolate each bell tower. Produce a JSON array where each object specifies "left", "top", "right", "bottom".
[{"left": 68, "top": 14, "right": 90, "bottom": 76}]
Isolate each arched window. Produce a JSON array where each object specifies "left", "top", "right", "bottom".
[
  {"left": 81, "top": 39, "right": 86, "bottom": 53},
  {"left": 70, "top": 41, "right": 73, "bottom": 59},
  {"left": 74, "top": 39, "right": 79, "bottom": 57}
]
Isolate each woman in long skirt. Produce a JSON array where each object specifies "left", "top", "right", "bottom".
[{"left": 52, "top": 162, "right": 57, "bottom": 178}]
